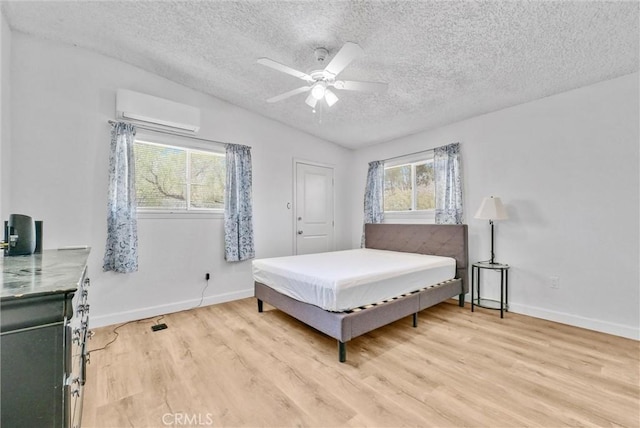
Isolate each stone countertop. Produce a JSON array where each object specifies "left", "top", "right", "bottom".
[{"left": 1, "top": 249, "right": 91, "bottom": 299}]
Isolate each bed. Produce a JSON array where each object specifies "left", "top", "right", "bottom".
[{"left": 253, "top": 223, "right": 468, "bottom": 362}]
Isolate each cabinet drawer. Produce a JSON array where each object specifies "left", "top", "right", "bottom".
[
  {"left": 1, "top": 292, "right": 73, "bottom": 332},
  {"left": 1, "top": 324, "right": 65, "bottom": 427}
]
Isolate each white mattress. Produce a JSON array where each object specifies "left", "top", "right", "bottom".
[{"left": 252, "top": 248, "right": 456, "bottom": 312}]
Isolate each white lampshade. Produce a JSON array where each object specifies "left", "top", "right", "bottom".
[{"left": 474, "top": 196, "right": 508, "bottom": 220}]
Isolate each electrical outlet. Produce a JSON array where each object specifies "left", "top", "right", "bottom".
[{"left": 550, "top": 276, "right": 560, "bottom": 289}]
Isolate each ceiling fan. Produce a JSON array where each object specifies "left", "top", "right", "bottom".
[{"left": 258, "top": 42, "right": 388, "bottom": 109}]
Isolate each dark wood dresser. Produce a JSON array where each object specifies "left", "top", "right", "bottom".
[{"left": 1, "top": 249, "right": 91, "bottom": 428}]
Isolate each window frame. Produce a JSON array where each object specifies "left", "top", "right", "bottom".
[
  {"left": 383, "top": 151, "right": 435, "bottom": 223},
  {"left": 134, "top": 130, "right": 226, "bottom": 219}
]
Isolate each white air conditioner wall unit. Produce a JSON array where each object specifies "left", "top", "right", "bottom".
[{"left": 116, "top": 89, "right": 201, "bottom": 133}]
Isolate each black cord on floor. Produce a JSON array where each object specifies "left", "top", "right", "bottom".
[
  {"left": 88, "top": 279, "right": 209, "bottom": 355},
  {"left": 88, "top": 312, "right": 168, "bottom": 355},
  {"left": 87, "top": 319, "right": 141, "bottom": 355}
]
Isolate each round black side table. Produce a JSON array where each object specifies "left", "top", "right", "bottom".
[{"left": 471, "top": 261, "right": 510, "bottom": 318}]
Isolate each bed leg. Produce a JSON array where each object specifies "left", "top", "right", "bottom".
[
  {"left": 458, "top": 293, "right": 465, "bottom": 307},
  {"left": 257, "top": 299, "right": 263, "bottom": 313},
  {"left": 338, "top": 341, "right": 346, "bottom": 363},
  {"left": 412, "top": 312, "right": 418, "bottom": 327}
]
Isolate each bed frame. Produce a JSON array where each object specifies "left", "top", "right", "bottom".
[{"left": 254, "top": 223, "right": 468, "bottom": 362}]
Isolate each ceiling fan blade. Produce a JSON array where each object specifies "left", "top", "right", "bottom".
[
  {"left": 257, "top": 58, "right": 314, "bottom": 82},
  {"left": 324, "top": 42, "right": 364, "bottom": 77},
  {"left": 324, "top": 89, "right": 339, "bottom": 107},
  {"left": 305, "top": 93, "right": 318, "bottom": 108},
  {"left": 335, "top": 80, "right": 388, "bottom": 93},
  {"left": 266, "top": 86, "right": 312, "bottom": 103}
]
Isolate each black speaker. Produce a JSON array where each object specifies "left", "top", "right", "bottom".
[{"left": 4, "top": 215, "right": 42, "bottom": 256}]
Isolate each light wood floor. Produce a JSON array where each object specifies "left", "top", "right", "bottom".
[{"left": 83, "top": 298, "right": 639, "bottom": 427}]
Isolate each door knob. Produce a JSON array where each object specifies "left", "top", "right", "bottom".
[{"left": 297, "top": 230, "right": 303, "bottom": 235}]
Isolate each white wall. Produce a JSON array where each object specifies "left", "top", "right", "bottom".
[
  {"left": 5, "top": 29, "right": 638, "bottom": 340},
  {"left": 7, "top": 33, "right": 353, "bottom": 327},
  {"left": 0, "top": 11, "right": 10, "bottom": 221},
  {"left": 350, "top": 73, "right": 640, "bottom": 339}
]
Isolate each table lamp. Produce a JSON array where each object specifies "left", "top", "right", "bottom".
[{"left": 474, "top": 196, "right": 508, "bottom": 264}]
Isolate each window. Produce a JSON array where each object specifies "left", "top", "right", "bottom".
[
  {"left": 134, "top": 139, "right": 225, "bottom": 212},
  {"left": 384, "top": 153, "right": 435, "bottom": 218}
]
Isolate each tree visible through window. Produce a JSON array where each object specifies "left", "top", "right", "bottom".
[
  {"left": 134, "top": 140, "right": 225, "bottom": 211},
  {"left": 384, "top": 160, "right": 435, "bottom": 212}
]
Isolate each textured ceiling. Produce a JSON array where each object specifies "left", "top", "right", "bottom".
[{"left": 2, "top": 1, "right": 638, "bottom": 149}]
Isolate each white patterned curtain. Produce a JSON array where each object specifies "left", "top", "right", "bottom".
[
  {"left": 224, "top": 143, "right": 255, "bottom": 262},
  {"left": 362, "top": 160, "right": 385, "bottom": 246},
  {"left": 434, "top": 142, "right": 463, "bottom": 224},
  {"left": 103, "top": 122, "right": 139, "bottom": 273}
]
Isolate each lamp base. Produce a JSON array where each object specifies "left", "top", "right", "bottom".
[{"left": 489, "top": 220, "right": 495, "bottom": 265}]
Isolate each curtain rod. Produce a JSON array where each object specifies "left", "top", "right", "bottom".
[
  {"left": 383, "top": 148, "right": 434, "bottom": 163},
  {"left": 107, "top": 120, "right": 250, "bottom": 148}
]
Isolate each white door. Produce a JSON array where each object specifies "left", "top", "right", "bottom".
[{"left": 294, "top": 162, "right": 335, "bottom": 255}]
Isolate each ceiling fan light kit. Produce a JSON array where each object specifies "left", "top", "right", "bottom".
[
  {"left": 311, "top": 82, "right": 326, "bottom": 100},
  {"left": 258, "top": 42, "right": 388, "bottom": 111}
]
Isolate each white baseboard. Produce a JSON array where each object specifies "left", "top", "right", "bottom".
[
  {"left": 89, "top": 288, "right": 255, "bottom": 329},
  {"left": 93, "top": 290, "right": 638, "bottom": 341},
  {"left": 507, "top": 302, "right": 639, "bottom": 341},
  {"left": 455, "top": 295, "right": 638, "bottom": 340}
]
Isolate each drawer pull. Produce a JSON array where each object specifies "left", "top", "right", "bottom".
[
  {"left": 72, "top": 328, "right": 82, "bottom": 344},
  {"left": 76, "top": 304, "right": 90, "bottom": 315}
]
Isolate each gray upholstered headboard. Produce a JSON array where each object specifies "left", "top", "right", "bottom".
[{"left": 364, "top": 223, "right": 469, "bottom": 291}]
